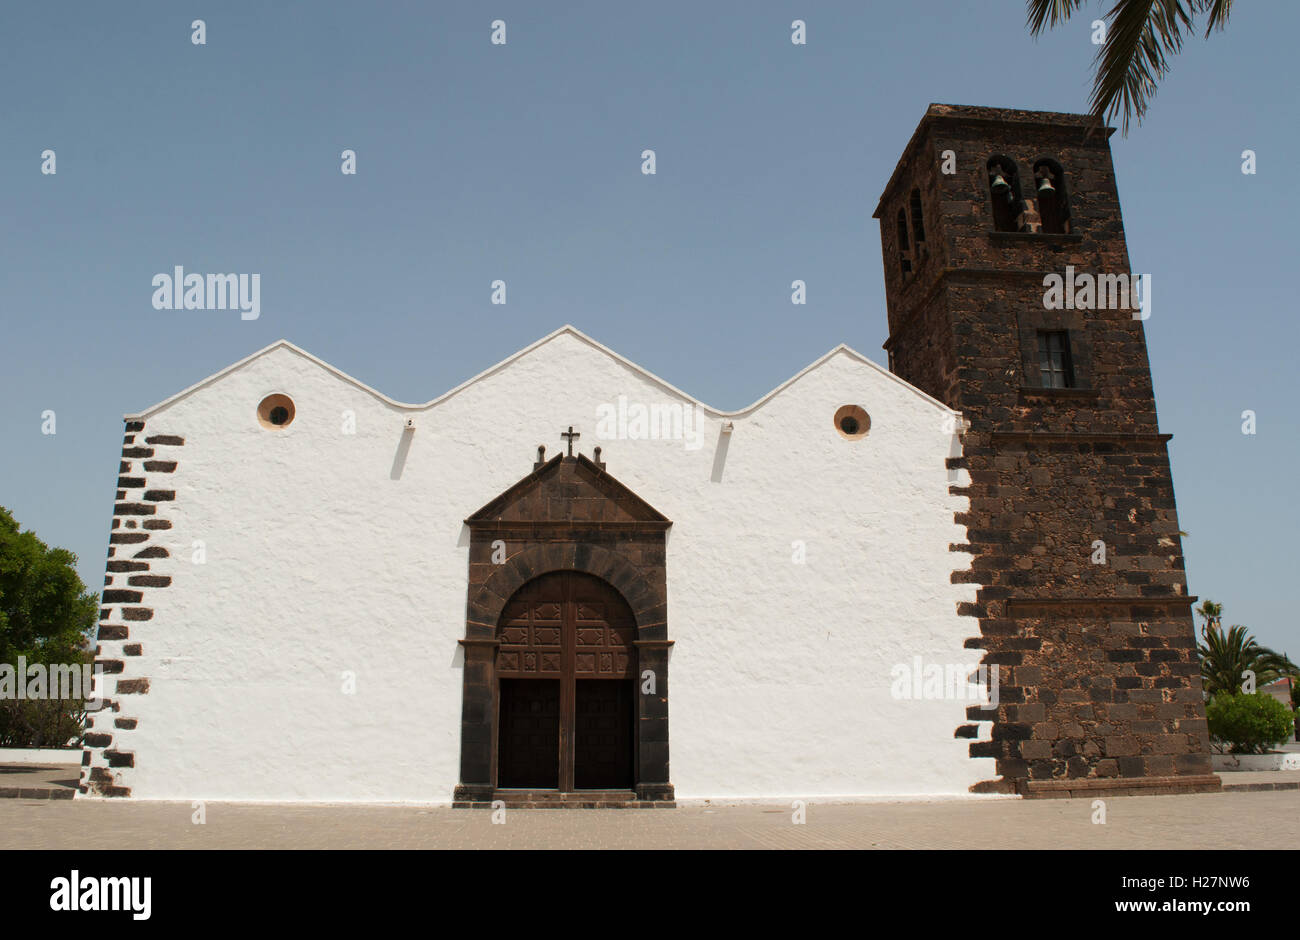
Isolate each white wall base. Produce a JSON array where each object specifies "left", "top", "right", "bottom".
[
  {"left": 1211, "top": 752, "right": 1300, "bottom": 772},
  {"left": 0, "top": 748, "right": 82, "bottom": 765}
]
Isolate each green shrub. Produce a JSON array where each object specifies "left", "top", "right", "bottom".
[
  {"left": 0, "top": 506, "right": 97, "bottom": 748},
  {"left": 0, "top": 696, "right": 87, "bottom": 748},
  {"left": 0, "top": 650, "right": 92, "bottom": 748},
  {"left": 1206, "top": 693, "right": 1295, "bottom": 755}
]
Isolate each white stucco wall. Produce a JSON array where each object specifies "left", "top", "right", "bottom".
[{"left": 89, "top": 327, "right": 992, "bottom": 802}]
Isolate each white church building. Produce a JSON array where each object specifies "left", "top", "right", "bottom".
[{"left": 82, "top": 326, "right": 992, "bottom": 804}]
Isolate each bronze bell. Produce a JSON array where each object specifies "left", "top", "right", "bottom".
[
  {"left": 1036, "top": 172, "right": 1056, "bottom": 195},
  {"left": 989, "top": 170, "right": 1010, "bottom": 195}
]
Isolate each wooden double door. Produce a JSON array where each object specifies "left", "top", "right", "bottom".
[{"left": 496, "top": 571, "right": 636, "bottom": 791}]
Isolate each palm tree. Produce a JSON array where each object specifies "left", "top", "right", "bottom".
[
  {"left": 1195, "top": 599, "right": 1223, "bottom": 633},
  {"left": 1197, "top": 618, "right": 1298, "bottom": 698},
  {"left": 1026, "top": 0, "right": 1235, "bottom": 133}
]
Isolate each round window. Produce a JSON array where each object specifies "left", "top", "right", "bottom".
[
  {"left": 257, "top": 394, "right": 296, "bottom": 430},
  {"left": 834, "top": 404, "right": 870, "bottom": 440}
]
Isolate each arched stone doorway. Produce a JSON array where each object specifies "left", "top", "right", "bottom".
[
  {"left": 454, "top": 451, "right": 674, "bottom": 807},
  {"left": 497, "top": 571, "right": 636, "bottom": 791}
]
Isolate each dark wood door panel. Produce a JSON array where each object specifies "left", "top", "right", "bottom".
[
  {"left": 574, "top": 680, "right": 633, "bottom": 790},
  {"left": 497, "top": 572, "right": 637, "bottom": 792},
  {"left": 498, "top": 679, "right": 559, "bottom": 789}
]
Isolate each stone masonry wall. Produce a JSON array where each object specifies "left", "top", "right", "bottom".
[{"left": 876, "top": 105, "right": 1215, "bottom": 795}]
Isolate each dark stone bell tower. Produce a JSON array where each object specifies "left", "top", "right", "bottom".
[{"left": 874, "top": 104, "right": 1218, "bottom": 797}]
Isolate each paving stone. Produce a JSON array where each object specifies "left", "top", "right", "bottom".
[{"left": 0, "top": 789, "right": 1296, "bottom": 849}]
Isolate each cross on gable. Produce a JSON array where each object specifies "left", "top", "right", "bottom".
[{"left": 561, "top": 425, "right": 580, "bottom": 457}]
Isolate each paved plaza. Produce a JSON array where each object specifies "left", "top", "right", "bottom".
[{"left": 1, "top": 788, "right": 1296, "bottom": 849}]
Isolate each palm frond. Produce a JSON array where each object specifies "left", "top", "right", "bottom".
[
  {"left": 1028, "top": 0, "right": 1235, "bottom": 133},
  {"left": 1089, "top": 0, "right": 1196, "bottom": 134},
  {"left": 1197, "top": 0, "right": 1233, "bottom": 35},
  {"left": 1197, "top": 619, "right": 1300, "bottom": 697},
  {"left": 1026, "top": 0, "right": 1089, "bottom": 34}
]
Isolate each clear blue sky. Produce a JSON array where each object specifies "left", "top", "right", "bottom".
[{"left": 2, "top": 2, "right": 1296, "bottom": 650}]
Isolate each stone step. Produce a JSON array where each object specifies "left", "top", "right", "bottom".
[{"left": 454, "top": 789, "right": 674, "bottom": 809}]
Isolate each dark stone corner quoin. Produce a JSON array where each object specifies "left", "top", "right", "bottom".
[
  {"left": 453, "top": 453, "right": 674, "bottom": 808},
  {"left": 875, "top": 104, "right": 1217, "bottom": 799},
  {"left": 79, "top": 418, "right": 183, "bottom": 798}
]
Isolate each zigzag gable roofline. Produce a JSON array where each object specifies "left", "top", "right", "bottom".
[{"left": 125, "top": 324, "right": 960, "bottom": 421}]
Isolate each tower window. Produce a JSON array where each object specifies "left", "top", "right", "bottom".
[
  {"left": 909, "top": 188, "right": 926, "bottom": 244},
  {"left": 896, "top": 209, "right": 912, "bottom": 274},
  {"left": 1033, "top": 158, "right": 1071, "bottom": 234},
  {"left": 1037, "top": 331, "right": 1074, "bottom": 388},
  {"left": 986, "top": 156, "right": 1023, "bottom": 232}
]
